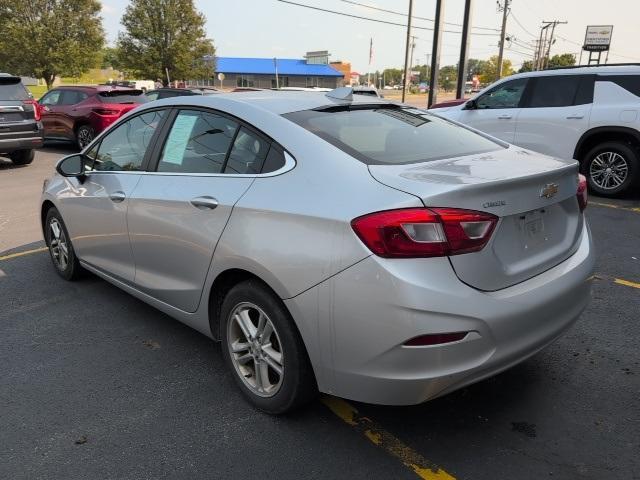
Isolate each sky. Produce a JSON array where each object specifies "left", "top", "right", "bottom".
[{"left": 100, "top": 0, "right": 640, "bottom": 73}]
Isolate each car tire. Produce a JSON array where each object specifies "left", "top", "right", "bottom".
[
  {"left": 220, "top": 280, "right": 317, "bottom": 414},
  {"left": 76, "top": 124, "right": 95, "bottom": 150},
  {"left": 584, "top": 141, "right": 639, "bottom": 196},
  {"left": 9, "top": 149, "right": 35, "bottom": 165},
  {"left": 44, "top": 207, "right": 83, "bottom": 281}
]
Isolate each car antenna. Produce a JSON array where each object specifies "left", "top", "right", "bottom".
[{"left": 325, "top": 87, "right": 353, "bottom": 101}]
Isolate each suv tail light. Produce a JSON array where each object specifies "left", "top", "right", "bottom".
[
  {"left": 577, "top": 174, "right": 588, "bottom": 212},
  {"left": 92, "top": 107, "right": 120, "bottom": 116},
  {"left": 23, "top": 99, "right": 40, "bottom": 121},
  {"left": 351, "top": 207, "right": 498, "bottom": 258}
]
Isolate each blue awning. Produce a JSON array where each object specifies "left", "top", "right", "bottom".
[{"left": 211, "top": 57, "right": 343, "bottom": 77}]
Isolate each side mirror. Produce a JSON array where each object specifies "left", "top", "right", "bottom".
[
  {"left": 56, "top": 154, "right": 87, "bottom": 177},
  {"left": 464, "top": 99, "right": 477, "bottom": 110}
]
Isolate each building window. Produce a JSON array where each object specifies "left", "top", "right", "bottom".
[
  {"left": 271, "top": 76, "right": 289, "bottom": 88},
  {"left": 306, "top": 77, "right": 320, "bottom": 87},
  {"left": 237, "top": 75, "right": 255, "bottom": 87}
]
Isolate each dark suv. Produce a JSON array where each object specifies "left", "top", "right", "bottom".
[{"left": 0, "top": 75, "right": 43, "bottom": 165}]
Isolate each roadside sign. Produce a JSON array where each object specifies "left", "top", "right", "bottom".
[
  {"left": 583, "top": 25, "right": 613, "bottom": 52},
  {"left": 217, "top": 73, "right": 225, "bottom": 81}
]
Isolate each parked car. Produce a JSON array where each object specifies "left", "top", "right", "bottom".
[
  {"left": 145, "top": 87, "right": 220, "bottom": 101},
  {"left": 103, "top": 80, "right": 155, "bottom": 91},
  {"left": 0, "top": 74, "right": 43, "bottom": 165},
  {"left": 431, "top": 64, "right": 640, "bottom": 196},
  {"left": 429, "top": 98, "right": 468, "bottom": 109},
  {"left": 39, "top": 86, "right": 147, "bottom": 149},
  {"left": 42, "top": 88, "right": 594, "bottom": 413}
]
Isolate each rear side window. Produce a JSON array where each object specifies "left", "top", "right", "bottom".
[
  {"left": 158, "top": 110, "right": 239, "bottom": 174},
  {"left": 98, "top": 90, "right": 148, "bottom": 104},
  {"left": 528, "top": 75, "right": 584, "bottom": 108},
  {"left": 224, "top": 127, "right": 270, "bottom": 174},
  {"left": 597, "top": 75, "right": 640, "bottom": 97},
  {"left": 284, "top": 106, "right": 502, "bottom": 165},
  {"left": 0, "top": 77, "right": 29, "bottom": 100},
  {"left": 59, "top": 90, "right": 89, "bottom": 105}
]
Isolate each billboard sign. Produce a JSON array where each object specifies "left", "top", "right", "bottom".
[{"left": 583, "top": 25, "right": 613, "bottom": 51}]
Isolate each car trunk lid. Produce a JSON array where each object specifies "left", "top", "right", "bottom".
[{"left": 368, "top": 147, "right": 583, "bottom": 291}]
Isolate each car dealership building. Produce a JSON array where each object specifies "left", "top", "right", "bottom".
[{"left": 207, "top": 51, "right": 345, "bottom": 89}]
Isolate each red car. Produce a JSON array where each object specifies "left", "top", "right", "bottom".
[
  {"left": 38, "top": 86, "right": 147, "bottom": 149},
  {"left": 428, "top": 98, "right": 468, "bottom": 109}
]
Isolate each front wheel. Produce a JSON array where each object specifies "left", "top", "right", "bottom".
[
  {"left": 584, "top": 141, "right": 639, "bottom": 196},
  {"left": 76, "top": 124, "right": 95, "bottom": 150},
  {"left": 220, "top": 280, "right": 317, "bottom": 414},
  {"left": 9, "top": 149, "right": 34, "bottom": 165},
  {"left": 45, "top": 207, "right": 83, "bottom": 280}
]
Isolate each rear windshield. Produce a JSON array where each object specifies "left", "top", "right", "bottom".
[
  {"left": 98, "top": 90, "right": 148, "bottom": 104},
  {"left": 284, "top": 106, "right": 502, "bottom": 165},
  {"left": 0, "top": 77, "right": 30, "bottom": 100}
]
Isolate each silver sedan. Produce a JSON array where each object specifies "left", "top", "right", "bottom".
[{"left": 41, "top": 89, "right": 595, "bottom": 413}]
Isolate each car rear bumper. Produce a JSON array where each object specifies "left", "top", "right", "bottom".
[
  {"left": 0, "top": 129, "right": 44, "bottom": 153},
  {"left": 287, "top": 221, "right": 594, "bottom": 405}
]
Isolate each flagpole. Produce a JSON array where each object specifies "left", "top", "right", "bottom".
[{"left": 368, "top": 37, "right": 373, "bottom": 86}]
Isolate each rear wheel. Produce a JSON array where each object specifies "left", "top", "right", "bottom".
[
  {"left": 76, "top": 124, "right": 95, "bottom": 150},
  {"left": 220, "top": 280, "right": 317, "bottom": 414},
  {"left": 584, "top": 141, "right": 639, "bottom": 196},
  {"left": 45, "top": 207, "right": 83, "bottom": 280},
  {"left": 9, "top": 149, "right": 34, "bottom": 165}
]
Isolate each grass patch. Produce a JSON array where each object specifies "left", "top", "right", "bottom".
[{"left": 27, "top": 85, "right": 48, "bottom": 99}]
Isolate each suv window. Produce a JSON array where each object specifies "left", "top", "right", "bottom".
[
  {"left": 158, "top": 110, "right": 239, "bottom": 174},
  {"left": 476, "top": 78, "right": 527, "bottom": 109},
  {"left": 0, "top": 77, "right": 29, "bottom": 100},
  {"left": 224, "top": 127, "right": 270, "bottom": 174},
  {"left": 59, "top": 90, "right": 89, "bottom": 105},
  {"left": 528, "top": 75, "right": 583, "bottom": 108},
  {"left": 598, "top": 75, "right": 640, "bottom": 97},
  {"left": 39, "top": 90, "right": 62, "bottom": 106},
  {"left": 98, "top": 90, "right": 147, "bottom": 104},
  {"left": 90, "top": 109, "right": 166, "bottom": 171},
  {"left": 284, "top": 106, "right": 502, "bottom": 165}
]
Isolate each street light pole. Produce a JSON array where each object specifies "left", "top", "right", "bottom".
[
  {"left": 455, "top": 0, "right": 473, "bottom": 99},
  {"left": 401, "top": 0, "right": 414, "bottom": 103}
]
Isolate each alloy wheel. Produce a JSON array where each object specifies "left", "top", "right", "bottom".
[
  {"left": 227, "top": 302, "right": 284, "bottom": 397},
  {"left": 589, "top": 151, "right": 628, "bottom": 190},
  {"left": 77, "top": 127, "right": 94, "bottom": 149},
  {"left": 49, "top": 218, "right": 69, "bottom": 271}
]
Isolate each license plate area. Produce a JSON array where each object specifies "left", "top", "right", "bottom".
[{"left": 519, "top": 209, "right": 547, "bottom": 248}]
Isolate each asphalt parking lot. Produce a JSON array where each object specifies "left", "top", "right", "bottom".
[{"left": 1, "top": 148, "right": 639, "bottom": 480}]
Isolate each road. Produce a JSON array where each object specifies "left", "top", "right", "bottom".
[{"left": 1, "top": 148, "right": 639, "bottom": 479}]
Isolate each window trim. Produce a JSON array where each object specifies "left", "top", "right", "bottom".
[{"left": 145, "top": 105, "right": 295, "bottom": 177}]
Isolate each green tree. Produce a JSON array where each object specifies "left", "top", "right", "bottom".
[
  {"left": 382, "top": 68, "right": 403, "bottom": 86},
  {"left": 439, "top": 65, "right": 458, "bottom": 92},
  {"left": 547, "top": 53, "right": 576, "bottom": 68},
  {"left": 479, "top": 55, "right": 514, "bottom": 84},
  {"left": 466, "top": 58, "right": 489, "bottom": 80},
  {"left": 118, "top": 0, "right": 215, "bottom": 85},
  {"left": 0, "top": 0, "right": 104, "bottom": 89},
  {"left": 518, "top": 60, "right": 535, "bottom": 73},
  {"left": 100, "top": 46, "right": 123, "bottom": 70}
]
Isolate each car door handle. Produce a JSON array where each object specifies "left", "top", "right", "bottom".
[
  {"left": 497, "top": 114, "right": 512, "bottom": 119},
  {"left": 566, "top": 115, "right": 584, "bottom": 119},
  {"left": 109, "top": 191, "right": 126, "bottom": 203},
  {"left": 190, "top": 196, "right": 219, "bottom": 210}
]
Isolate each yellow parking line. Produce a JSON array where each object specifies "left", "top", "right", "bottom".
[
  {"left": 322, "top": 395, "right": 456, "bottom": 480},
  {"left": 0, "top": 247, "right": 48, "bottom": 261},
  {"left": 614, "top": 278, "right": 640, "bottom": 290},
  {"left": 590, "top": 201, "right": 640, "bottom": 213}
]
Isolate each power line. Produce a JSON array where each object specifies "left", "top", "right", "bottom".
[
  {"left": 339, "top": 0, "right": 501, "bottom": 32},
  {"left": 509, "top": 11, "right": 536, "bottom": 38},
  {"left": 276, "top": 0, "right": 500, "bottom": 36}
]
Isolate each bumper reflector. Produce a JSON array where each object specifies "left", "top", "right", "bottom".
[{"left": 404, "top": 332, "right": 468, "bottom": 346}]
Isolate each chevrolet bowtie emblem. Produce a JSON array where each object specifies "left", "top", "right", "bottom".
[{"left": 540, "top": 183, "right": 559, "bottom": 199}]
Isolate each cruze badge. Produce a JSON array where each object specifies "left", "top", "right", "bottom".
[
  {"left": 482, "top": 200, "right": 506, "bottom": 208},
  {"left": 540, "top": 183, "right": 559, "bottom": 199}
]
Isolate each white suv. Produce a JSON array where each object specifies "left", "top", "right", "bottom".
[{"left": 431, "top": 65, "right": 640, "bottom": 196}]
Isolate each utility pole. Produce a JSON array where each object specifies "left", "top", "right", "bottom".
[
  {"left": 496, "top": 0, "right": 510, "bottom": 79},
  {"left": 536, "top": 20, "right": 567, "bottom": 70},
  {"left": 456, "top": 0, "right": 474, "bottom": 99},
  {"left": 427, "top": 0, "right": 445, "bottom": 107},
  {"left": 401, "top": 0, "right": 414, "bottom": 103}
]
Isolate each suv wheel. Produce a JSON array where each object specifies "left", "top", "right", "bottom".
[
  {"left": 220, "top": 280, "right": 317, "bottom": 414},
  {"left": 584, "top": 141, "right": 639, "bottom": 196},
  {"left": 76, "top": 125, "right": 95, "bottom": 150},
  {"left": 9, "top": 149, "right": 34, "bottom": 165},
  {"left": 45, "top": 207, "right": 83, "bottom": 280}
]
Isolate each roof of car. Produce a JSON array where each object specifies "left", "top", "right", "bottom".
[
  {"left": 145, "top": 89, "right": 394, "bottom": 115},
  {"left": 512, "top": 64, "right": 640, "bottom": 79}
]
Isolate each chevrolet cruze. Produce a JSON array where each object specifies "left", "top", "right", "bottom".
[{"left": 41, "top": 89, "right": 595, "bottom": 413}]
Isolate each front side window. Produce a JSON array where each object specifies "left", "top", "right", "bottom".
[
  {"left": 284, "top": 106, "right": 502, "bottom": 165},
  {"left": 91, "top": 109, "right": 166, "bottom": 171},
  {"left": 476, "top": 78, "right": 528, "bottom": 109},
  {"left": 157, "top": 110, "right": 239, "bottom": 174},
  {"left": 39, "top": 90, "right": 62, "bottom": 106},
  {"left": 528, "top": 75, "right": 582, "bottom": 108}
]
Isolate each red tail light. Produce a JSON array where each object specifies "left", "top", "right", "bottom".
[
  {"left": 23, "top": 99, "right": 40, "bottom": 121},
  {"left": 351, "top": 207, "right": 498, "bottom": 258},
  {"left": 577, "top": 174, "right": 587, "bottom": 212},
  {"left": 92, "top": 107, "right": 120, "bottom": 116}
]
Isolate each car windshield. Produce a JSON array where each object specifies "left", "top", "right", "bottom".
[
  {"left": 284, "top": 106, "right": 503, "bottom": 165},
  {"left": 0, "top": 77, "right": 30, "bottom": 100}
]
